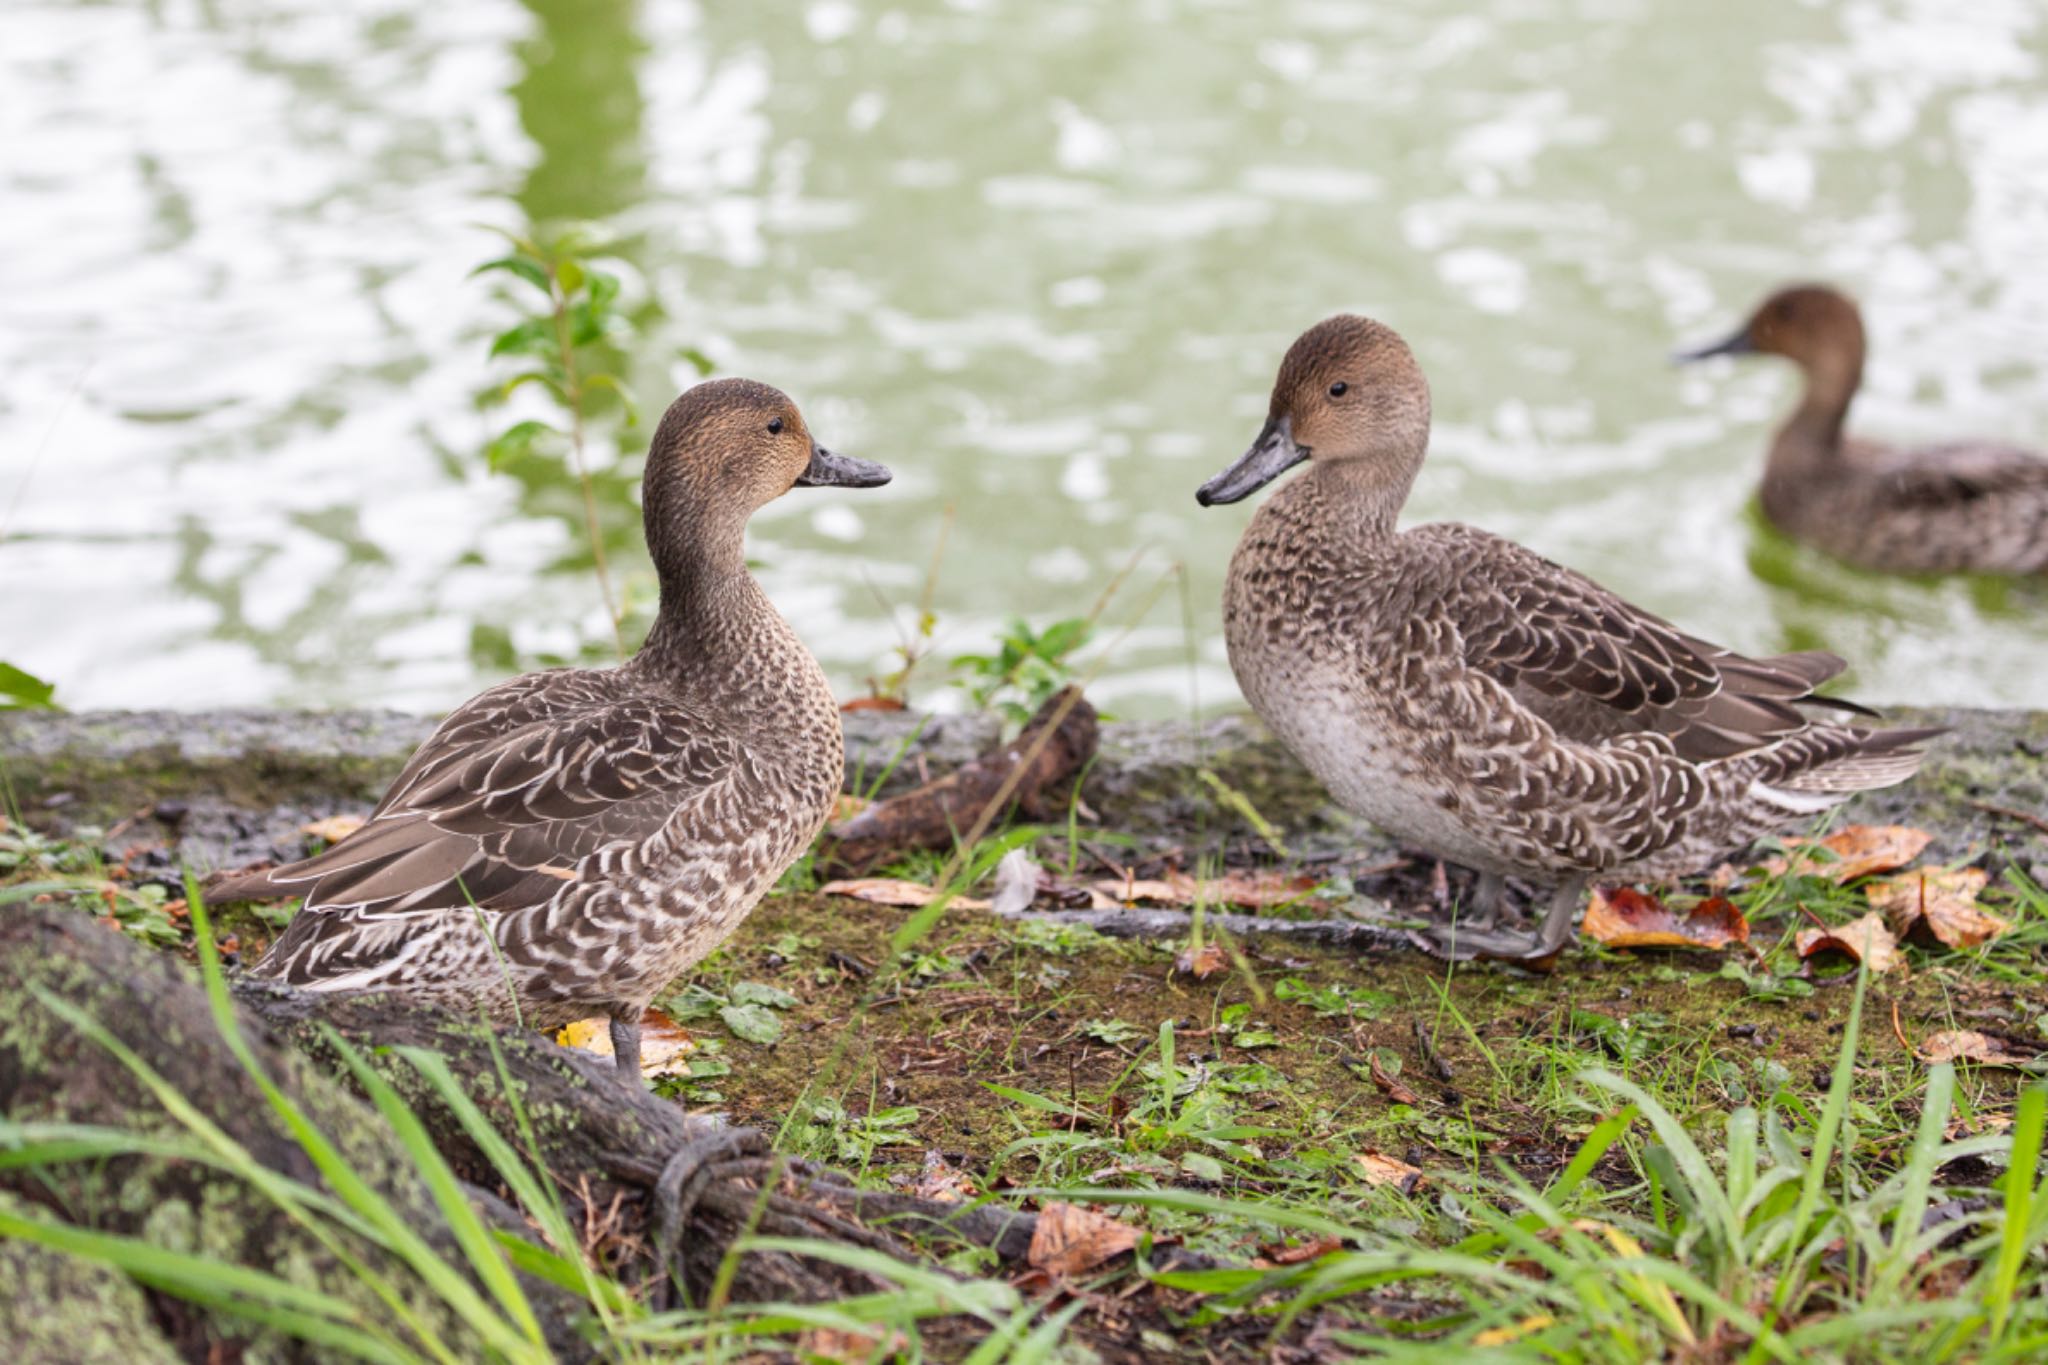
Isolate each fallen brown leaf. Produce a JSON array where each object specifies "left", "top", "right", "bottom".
[
  {"left": 1917, "top": 1030, "right": 2044, "bottom": 1070},
  {"left": 829, "top": 792, "right": 870, "bottom": 823},
  {"left": 1027, "top": 1201, "right": 1144, "bottom": 1276},
  {"left": 1090, "top": 869, "right": 1320, "bottom": 909},
  {"left": 1356, "top": 1151, "right": 1425, "bottom": 1193},
  {"left": 1795, "top": 911, "right": 1901, "bottom": 975},
  {"left": 300, "top": 814, "right": 365, "bottom": 845},
  {"left": 1866, "top": 867, "right": 2009, "bottom": 950},
  {"left": 1173, "top": 941, "right": 1227, "bottom": 979},
  {"left": 798, "top": 1325, "right": 908, "bottom": 1362},
  {"left": 818, "top": 878, "right": 991, "bottom": 911},
  {"left": 1944, "top": 1112, "right": 2015, "bottom": 1139},
  {"left": 1768, "top": 825, "right": 1932, "bottom": 882},
  {"left": 910, "top": 1150, "right": 978, "bottom": 1204},
  {"left": 1580, "top": 888, "right": 1749, "bottom": 951},
  {"left": 1368, "top": 1053, "right": 1421, "bottom": 1105},
  {"left": 556, "top": 1008, "right": 695, "bottom": 1076},
  {"left": 838, "top": 695, "right": 907, "bottom": 712},
  {"left": 1261, "top": 1234, "right": 1342, "bottom": 1266}
]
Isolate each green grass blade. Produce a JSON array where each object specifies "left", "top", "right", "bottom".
[
  {"left": 0, "top": 1204, "right": 413, "bottom": 1364},
  {"left": 1986, "top": 1081, "right": 2046, "bottom": 1339},
  {"left": 327, "top": 1031, "right": 544, "bottom": 1351},
  {"left": 1773, "top": 965, "right": 1866, "bottom": 1314}
]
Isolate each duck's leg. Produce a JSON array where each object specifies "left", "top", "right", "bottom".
[
  {"left": 609, "top": 1015, "right": 644, "bottom": 1081},
  {"left": 1465, "top": 871, "right": 1507, "bottom": 932},
  {"left": 1528, "top": 876, "right": 1590, "bottom": 959},
  {"left": 1408, "top": 874, "right": 1585, "bottom": 961}
]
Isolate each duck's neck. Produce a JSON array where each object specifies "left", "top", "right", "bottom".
[
  {"left": 1309, "top": 452, "right": 1417, "bottom": 547},
  {"left": 636, "top": 522, "right": 786, "bottom": 681},
  {"left": 1773, "top": 349, "right": 1863, "bottom": 472}
]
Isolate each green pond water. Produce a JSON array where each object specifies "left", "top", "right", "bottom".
[{"left": 4, "top": 0, "right": 2046, "bottom": 716}]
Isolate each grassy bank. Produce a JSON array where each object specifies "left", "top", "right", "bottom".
[{"left": 5, "top": 806, "right": 2046, "bottom": 1360}]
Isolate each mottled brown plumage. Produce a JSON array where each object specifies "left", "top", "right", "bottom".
[
  {"left": 1200, "top": 315, "right": 1940, "bottom": 959},
  {"left": 1681, "top": 284, "right": 2048, "bottom": 575},
  {"left": 210, "top": 378, "right": 890, "bottom": 1074}
]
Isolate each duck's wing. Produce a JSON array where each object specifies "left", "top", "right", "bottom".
[
  {"left": 1876, "top": 440, "right": 2048, "bottom": 506},
  {"left": 1409, "top": 523, "right": 1852, "bottom": 761},
  {"left": 207, "top": 668, "right": 744, "bottom": 919}
]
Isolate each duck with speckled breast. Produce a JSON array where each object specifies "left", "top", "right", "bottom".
[
  {"left": 1197, "top": 314, "right": 1942, "bottom": 960},
  {"left": 1678, "top": 283, "right": 2048, "bottom": 576},
  {"left": 208, "top": 379, "right": 889, "bottom": 1078}
]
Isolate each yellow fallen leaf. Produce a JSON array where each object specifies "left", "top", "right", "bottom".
[
  {"left": 300, "top": 814, "right": 365, "bottom": 844},
  {"left": 1795, "top": 911, "right": 1901, "bottom": 975},
  {"left": 1767, "top": 825, "right": 1932, "bottom": 882},
  {"left": 555, "top": 1009, "right": 695, "bottom": 1077},
  {"left": 1867, "top": 867, "right": 2009, "bottom": 950},
  {"left": 818, "top": 878, "right": 991, "bottom": 911},
  {"left": 1475, "top": 1315, "right": 1556, "bottom": 1347}
]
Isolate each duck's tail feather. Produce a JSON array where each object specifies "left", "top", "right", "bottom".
[{"left": 1755, "top": 724, "right": 1945, "bottom": 806}]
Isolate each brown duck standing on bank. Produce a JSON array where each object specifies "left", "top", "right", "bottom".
[
  {"left": 208, "top": 379, "right": 889, "bottom": 1076},
  {"left": 1678, "top": 283, "right": 2048, "bottom": 575},
  {"left": 1198, "top": 315, "right": 1941, "bottom": 959}
]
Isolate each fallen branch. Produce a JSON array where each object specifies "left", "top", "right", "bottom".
[
  {"left": 822, "top": 687, "right": 1098, "bottom": 872},
  {"left": 998, "top": 903, "right": 1412, "bottom": 951}
]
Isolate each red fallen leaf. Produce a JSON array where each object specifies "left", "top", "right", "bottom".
[
  {"left": 1356, "top": 1151, "right": 1425, "bottom": 1193},
  {"left": 1261, "top": 1234, "right": 1343, "bottom": 1265},
  {"left": 1795, "top": 911, "right": 1901, "bottom": 975},
  {"left": 831, "top": 695, "right": 905, "bottom": 716},
  {"left": 1173, "top": 941, "right": 1227, "bottom": 979},
  {"left": 1866, "top": 868, "right": 2010, "bottom": 950},
  {"left": 1916, "top": 1030, "right": 2043, "bottom": 1070},
  {"left": 818, "top": 878, "right": 991, "bottom": 911},
  {"left": 1027, "top": 1202, "right": 1144, "bottom": 1276},
  {"left": 1368, "top": 1053, "right": 1421, "bottom": 1105},
  {"left": 1580, "top": 888, "right": 1749, "bottom": 951},
  {"left": 1767, "top": 825, "right": 1932, "bottom": 883}
]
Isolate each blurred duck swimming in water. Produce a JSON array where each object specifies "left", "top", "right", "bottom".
[
  {"left": 209, "top": 379, "right": 890, "bottom": 1078},
  {"left": 1679, "top": 283, "right": 2048, "bottom": 576},
  {"left": 1199, "top": 314, "right": 1940, "bottom": 960}
]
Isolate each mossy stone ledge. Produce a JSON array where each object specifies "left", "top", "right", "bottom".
[{"left": 1, "top": 704, "right": 2041, "bottom": 874}]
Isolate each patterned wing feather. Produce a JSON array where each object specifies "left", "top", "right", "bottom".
[
  {"left": 217, "top": 670, "right": 738, "bottom": 955},
  {"left": 1414, "top": 524, "right": 1847, "bottom": 761}
]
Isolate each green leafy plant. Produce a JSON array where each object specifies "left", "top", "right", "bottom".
[
  {"left": 473, "top": 225, "right": 702, "bottom": 658},
  {"left": 951, "top": 615, "right": 1094, "bottom": 726},
  {"left": 0, "top": 661, "right": 58, "bottom": 711}
]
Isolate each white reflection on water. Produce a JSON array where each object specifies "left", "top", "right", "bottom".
[{"left": 2, "top": 0, "right": 2044, "bottom": 717}]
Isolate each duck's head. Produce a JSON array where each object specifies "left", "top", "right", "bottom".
[
  {"left": 1196, "top": 314, "right": 1431, "bottom": 506},
  {"left": 642, "top": 378, "right": 889, "bottom": 571},
  {"left": 1677, "top": 284, "right": 1866, "bottom": 377}
]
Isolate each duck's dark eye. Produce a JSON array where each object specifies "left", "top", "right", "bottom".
[
  {"left": 767, "top": 417, "right": 785, "bottom": 435},
  {"left": 1328, "top": 381, "right": 1349, "bottom": 398}
]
